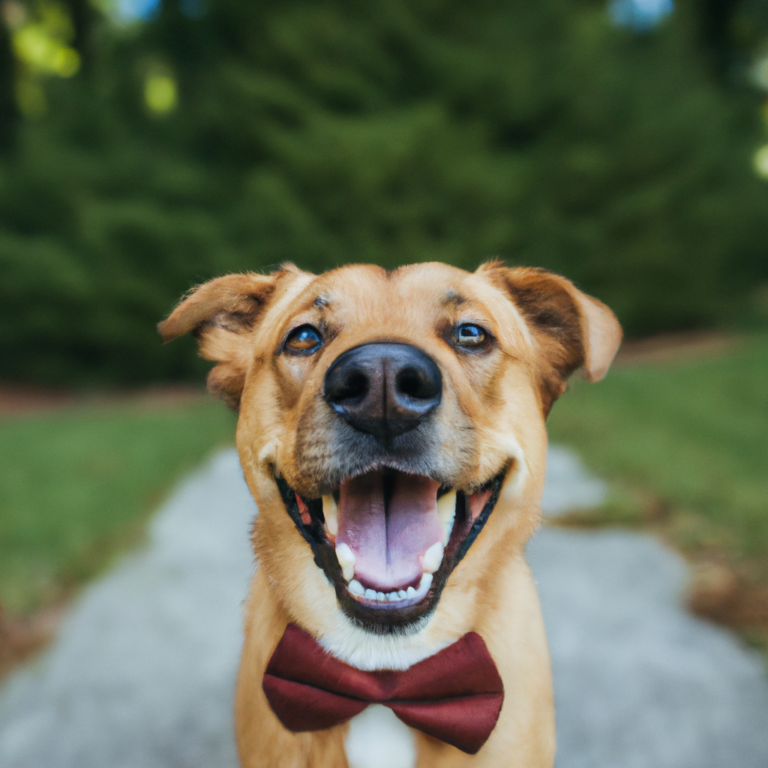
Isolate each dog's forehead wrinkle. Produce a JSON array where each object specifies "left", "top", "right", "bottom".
[
  {"left": 454, "top": 272, "right": 535, "bottom": 348},
  {"left": 442, "top": 289, "right": 466, "bottom": 306},
  {"left": 292, "top": 268, "right": 504, "bottom": 347},
  {"left": 259, "top": 271, "right": 318, "bottom": 339}
]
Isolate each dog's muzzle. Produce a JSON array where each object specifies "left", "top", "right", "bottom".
[{"left": 277, "top": 341, "right": 507, "bottom": 632}]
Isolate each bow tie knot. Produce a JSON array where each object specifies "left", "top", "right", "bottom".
[{"left": 262, "top": 624, "right": 504, "bottom": 755}]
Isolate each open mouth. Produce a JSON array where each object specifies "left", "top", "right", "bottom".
[{"left": 276, "top": 467, "right": 505, "bottom": 632}]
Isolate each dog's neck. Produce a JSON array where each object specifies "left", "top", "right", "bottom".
[{"left": 318, "top": 615, "right": 463, "bottom": 671}]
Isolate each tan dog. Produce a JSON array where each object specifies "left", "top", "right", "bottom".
[{"left": 160, "top": 261, "right": 621, "bottom": 768}]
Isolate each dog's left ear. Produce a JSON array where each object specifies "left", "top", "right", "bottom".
[
  {"left": 159, "top": 265, "right": 303, "bottom": 408},
  {"left": 477, "top": 261, "right": 622, "bottom": 411}
]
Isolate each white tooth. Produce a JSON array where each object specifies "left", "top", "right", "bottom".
[
  {"left": 421, "top": 542, "right": 444, "bottom": 574},
  {"left": 349, "top": 579, "right": 365, "bottom": 596},
  {"left": 437, "top": 491, "right": 457, "bottom": 544},
  {"left": 398, "top": 590, "right": 407, "bottom": 599},
  {"left": 335, "top": 543, "right": 356, "bottom": 582},
  {"left": 388, "top": 592, "right": 400, "bottom": 601},
  {"left": 406, "top": 586, "right": 416, "bottom": 598},
  {"left": 323, "top": 495, "right": 338, "bottom": 537},
  {"left": 365, "top": 589, "right": 377, "bottom": 600},
  {"left": 377, "top": 592, "right": 386, "bottom": 601},
  {"left": 419, "top": 573, "right": 433, "bottom": 592}
]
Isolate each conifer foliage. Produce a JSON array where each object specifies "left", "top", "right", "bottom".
[{"left": 1, "top": 0, "right": 766, "bottom": 383}]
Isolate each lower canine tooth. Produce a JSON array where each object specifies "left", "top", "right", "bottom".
[
  {"left": 323, "top": 495, "right": 339, "bottom": 537},
  {"left": 349, "top": 580, "right": 365, "bottom": 596},
  {"left": 335, "top": 543, "right": 356, "bottom": 582},
  {"left": 422, "top": 542, "right": 444, "bottom": 574},
  {"left": 419, "top": 573, "right": 433, "bottom": 592}
]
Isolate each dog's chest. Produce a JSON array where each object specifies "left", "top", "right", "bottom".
[{"left": 344, "top": 705, "right": 416, "bottom": 768}]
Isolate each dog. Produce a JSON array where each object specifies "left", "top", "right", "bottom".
[{"left": 159, "top": 260, "right": 621, "bottom": 768}]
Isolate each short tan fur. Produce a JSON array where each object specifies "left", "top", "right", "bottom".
[{"left": 160, "top": 261, "right": 622, "bottom": 768}]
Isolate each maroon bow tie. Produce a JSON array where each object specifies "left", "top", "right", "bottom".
[{"left": 262, "top": 623, "right": 504, "bottom": 755}]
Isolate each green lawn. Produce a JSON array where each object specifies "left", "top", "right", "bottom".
[
  {"left": 0, "top": 397, "right": 235, "bottom": 615},
  {"left": 3, "top": 336, "right": 766, "bottom": 634},
  {"left": 548, "top": 332, "right": 768, "bottom": 585}
]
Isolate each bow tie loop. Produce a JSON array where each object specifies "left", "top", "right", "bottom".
[{"left": 262, "top": 624, "right": 504, "bottom": 755}]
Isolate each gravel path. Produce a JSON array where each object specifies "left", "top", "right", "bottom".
[{"left": 1, "top": 447, "right": 767, "bottom": 768}]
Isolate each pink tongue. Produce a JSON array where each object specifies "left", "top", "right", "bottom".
[{"left": 336, "top": 470, "right": 442, "bottom": 592}]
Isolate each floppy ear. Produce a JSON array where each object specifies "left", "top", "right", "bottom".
[
  {"left": 159, "top": 267, "right": 297, "bottom": 408},
  {"left": 477, "top": 261, "right": 622, "bottom": 412}
]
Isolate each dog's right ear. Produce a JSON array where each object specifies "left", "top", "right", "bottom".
[{"left": 159, "top": 266, "right": 299, "bottom": 408}]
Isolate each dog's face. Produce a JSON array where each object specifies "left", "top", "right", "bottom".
[{"left": 161, "top": 262, "right": 620, "bottom": 650}]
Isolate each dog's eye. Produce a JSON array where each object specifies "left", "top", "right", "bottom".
[
  {"left": 453, "top": 323, "right": 487, "bottom": 347},
  {"left": 285, "top": 325, "right": 323, "bottom": 355}
]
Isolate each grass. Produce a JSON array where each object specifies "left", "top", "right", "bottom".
[
  {"left": 547, "top": 331, "right": 768, "bottom": 648},
  {"left": 3, "top": 334, "right": 766, "bottom": 642},
  {"left": 0, "top": 396, "right": 235, "bottom": 615}
]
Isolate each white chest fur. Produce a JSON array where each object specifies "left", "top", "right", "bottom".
[{"left": 344, "top": 705, "right": 416, "bottom": 768}]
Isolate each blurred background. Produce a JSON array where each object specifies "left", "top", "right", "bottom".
[{"left": 0, "top": 0, "right": 767, "bottom": 715}]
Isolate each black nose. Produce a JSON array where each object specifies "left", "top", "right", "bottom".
[{"left": 324, "top": 343, "right": 442, "bottom": 440}]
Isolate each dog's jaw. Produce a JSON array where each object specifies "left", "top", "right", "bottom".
[
  {"left": 275, "top": 462, "right": 514, "bottom": 632},
  {"left": 312, "top": 467, "right": 532, "bottom": 671}
]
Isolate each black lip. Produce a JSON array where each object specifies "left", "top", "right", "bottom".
[{"left": 275, "top": 469, "right": 505, "bottom": 634}]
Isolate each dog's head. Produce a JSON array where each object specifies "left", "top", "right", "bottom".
[{"left": 160, "top": 262, "right": 620, "bottom": 655}]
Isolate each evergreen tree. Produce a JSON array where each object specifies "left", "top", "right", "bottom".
[{"left": 1, "top": 0, "right": 766, "bottom": 384}]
